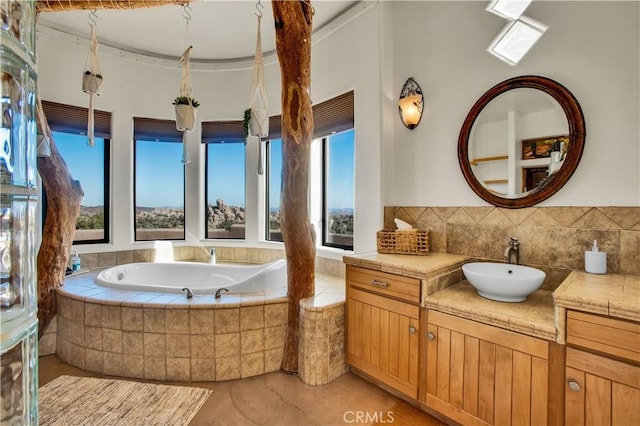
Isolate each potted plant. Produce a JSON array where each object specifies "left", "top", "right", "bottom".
[
  {"left": 173, "top": 96, "right": 199, "bottom": 131},
  {"left": 243, "top": 108, "right": 251, "bottom": 139},
  {"left": 82, "top": 70, "right": 103, "bottom": 94}
]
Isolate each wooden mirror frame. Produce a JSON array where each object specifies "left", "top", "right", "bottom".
[{"left": 458, "top": 75, "right": 586, "bottom": 208}]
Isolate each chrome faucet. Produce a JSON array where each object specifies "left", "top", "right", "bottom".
[
  {"left": 504, "top": 237, "right": 520, "bottom": 265},
  {"left": 215, "top": 288, "right": 229, "bottom": 299}
]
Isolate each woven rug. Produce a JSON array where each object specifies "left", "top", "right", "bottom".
[{"left": 39, "top": 375, "right": 212, "bottom": 426}]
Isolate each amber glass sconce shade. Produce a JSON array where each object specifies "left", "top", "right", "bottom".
[{"left": 398, "top": 77, "right": 423, "bottom": 130}]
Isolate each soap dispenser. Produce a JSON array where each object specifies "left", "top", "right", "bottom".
[
  {"left": 585, "top": 240, "right": 606, "bottom": 274},
  {"left": 71, "top": 249, "right": 81, "bottom": 272}
]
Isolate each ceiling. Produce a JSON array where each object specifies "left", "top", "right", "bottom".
[{"left": 36, "top": 0, "right": 359, "bottom": 62}]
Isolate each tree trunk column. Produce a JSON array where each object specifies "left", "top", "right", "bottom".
[
  {"left": 272, "top": 0, "right": 315, "bottom": 374},
  {"left": 36, "top": 99, "right": 84, "bottom": 335}
]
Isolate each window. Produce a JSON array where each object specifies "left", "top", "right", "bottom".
[
  {"left": 266, "top": 138, "right": 283, "bottom": 242},
  {"left": 265, "top": 91, "right": 354, "bottom": 249},
  {"left": 323, "top": 129, "right": 355, "bottom": 249},
  {"left": 133, "top": 117, "right": 185, "bottom": 241},
  {"left": 41, "top": 101, "right": 110, "bottom": 244},
  {"left": 202, "top": 121, "right": 246, "bottom": 239}
]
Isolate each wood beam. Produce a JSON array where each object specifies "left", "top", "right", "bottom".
[{"left": 36, "top": 0, "right": 192, "bottom": 13}]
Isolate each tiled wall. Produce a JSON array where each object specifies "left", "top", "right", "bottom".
[
  {"left": 385, "top": 206, "right": 639, "bottom": 289},
  {"left": 55, "top": 293, "right": 287, "bottom": 381}
]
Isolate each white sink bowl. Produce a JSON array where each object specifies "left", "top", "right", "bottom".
[{"left": 462, "top": 262, "right": 546, "bottom": 303}]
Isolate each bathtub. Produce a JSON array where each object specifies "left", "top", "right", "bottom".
[{"left": 95, "top": 259, "right": 286, "bottom": 294}]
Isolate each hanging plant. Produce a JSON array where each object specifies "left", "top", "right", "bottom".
[
  {"left": 173, "top": 96, "right": 199, "bottom": 108},
  {"left": 82, "top": 70, "right": 103, "bottom": 94},
  {"left": 83, "top": 17, "right": 103, "bottom": 147},
  {"left": 173, "top": 96, "right": 199, "bottom": 132},
  {"left": 243, "top": 108, "right": 251, "bottom": 138}
]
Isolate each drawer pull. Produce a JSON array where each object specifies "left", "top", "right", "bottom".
[
  {"left": 371, "top": 279, "right": 389, "bottom": 288},
  {"left": 427, "top": 332, "right": 435, "bottom": 341},
  {"left": 568, "top": 381, "right": 581, "bottom": 392},
  {"left": 409, "top": 326, "right": 417, "bottom": 334}
]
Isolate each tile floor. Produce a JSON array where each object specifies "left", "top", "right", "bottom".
[{"left": 39, "top": 355, "right": 446, "bottom": 425}]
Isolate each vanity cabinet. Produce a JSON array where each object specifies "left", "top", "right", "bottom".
[
  {"left": 565, "top": 310, "right": 640, "bottom": 425},
  {"left": 425, "top": 310, "right": 551, "bottom": 426},
  {"left": 345, "top": 266, "right": 420, "bottom": 399}
]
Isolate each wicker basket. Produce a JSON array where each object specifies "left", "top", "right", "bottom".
[{"left": 376, "top": 229, "right": 429, "bottom": 255}]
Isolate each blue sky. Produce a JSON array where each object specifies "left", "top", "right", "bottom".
[
  {"left": 55, "top": 129, "right": 354, "bottom": 210},
  {"left": 135, "top": 140, "right": 184, "bottom": 207},
  {"left": 54, "top": 132, "right": 105, "bottom": 206},
  {"left": 207, "top": 142, "right": 245, "bottom": 207}
]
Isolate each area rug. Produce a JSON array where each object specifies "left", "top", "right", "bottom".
[{"left": 39, "top": 375, "right": 212, "bottom": 426}]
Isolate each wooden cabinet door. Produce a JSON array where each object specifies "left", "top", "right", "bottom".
[
  {"left": 565, "top": 347, "right": 640, "bottom": 426},
  {"left": 346, "top": 286, "right": 420, "bottom": 399},
  {"left": 425, "top": 310, "right": 550, "bottom": 426}
]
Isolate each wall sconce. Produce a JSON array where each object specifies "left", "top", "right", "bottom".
[{"left": 398, "top": 77, "right": 423, "bottom": 130}]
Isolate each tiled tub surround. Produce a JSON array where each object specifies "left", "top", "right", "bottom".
[
  {"left": 385, "top": 206, "right": 640, "bottom": 283},
  {"left": 72, "top": 246, "right": 346, "bottom": 278},
  {"left": 54, "top": 267, "right": 348, "bottom": 383},
  {"left": 298, "top": 274, "right": 350, "bottom": 386}
]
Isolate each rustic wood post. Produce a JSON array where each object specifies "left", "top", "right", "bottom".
[
  {"left": 272, "top": 0, "right": 315, "bottom": 374},
  {"left": 36, "top": 97, "right": 84, "bottom": 335}
]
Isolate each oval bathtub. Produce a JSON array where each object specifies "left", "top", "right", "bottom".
[{"left": 95, "top": 259, "right": 286, "bottom": 294}]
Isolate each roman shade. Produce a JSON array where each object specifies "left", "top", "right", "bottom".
[
  {"left": 312, "top": 90, "right": 354, "bottom": 138},
  {"left": 201, "top": 121, "right": 244, "bottom": 144},
  {"left": 133, "top": 117, "right": 183, "bottom": 143},
  {"left": 42, "top": 100, "right": 111, "bottom": 138},
  {"left": 201, "top": 90, "right": 353, "bottom": 144}
]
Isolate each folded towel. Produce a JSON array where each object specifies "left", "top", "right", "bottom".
[{"left": 394, "top": 218, "right": 413, "bottom": 230}]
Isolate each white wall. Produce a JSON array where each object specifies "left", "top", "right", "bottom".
[
  {"left": 387, "top": 0, "right": 639, "bottom": 207},
  {"left": 36, "top": 2, "right": 383, "bottom": 254},
  {"left": 36, "top": 1, "right": 639, "bottom": 258}
]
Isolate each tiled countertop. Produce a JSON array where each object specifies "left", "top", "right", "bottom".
[
  {"left": 425, "top": 281, "right": 556, "bottom": 341},
  {"left": 343, "top": 252, "right": 468, "bottom": 299},
  {"left": 343, "top": 252, "right": 467, "bottom": 279},
  {"left": 553, "top": 270, "right": 640, "bottom": 322}
]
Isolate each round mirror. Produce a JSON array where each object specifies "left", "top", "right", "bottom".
[{"left": 458, "top": 76, "right": 585, "bottom": 208}]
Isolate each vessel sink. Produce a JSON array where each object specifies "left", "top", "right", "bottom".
[{"left": 462, "top": 262, "right": 546, "bottom": 302}]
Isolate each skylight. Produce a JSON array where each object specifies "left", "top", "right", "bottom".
[
  {"left": 487, "top": 16, "right": 547, "bottom": 66},
  {"left": 486, "top": 0, "right": 533, "bottom": 21}
]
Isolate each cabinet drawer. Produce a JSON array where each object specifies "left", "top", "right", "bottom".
[
  {"left": 567, "top": 310, "right": 640, "bottom": 364},
  {"left": 347, "top": 265, "right": 420, "bottom": 304}
]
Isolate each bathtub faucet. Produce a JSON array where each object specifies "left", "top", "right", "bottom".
[
  {"left": 215, "top": 288, "right": 229, "bottom": 299},
  {"left": 209, "top": 248, "right": 216, "bottom": 265},
  {"left": 182, "top": 287, "right": 193, "bottom": 299}
]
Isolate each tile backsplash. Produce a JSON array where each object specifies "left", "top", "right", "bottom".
[{"left": 384, "top": 206, "right": 639, "bottom": 288}]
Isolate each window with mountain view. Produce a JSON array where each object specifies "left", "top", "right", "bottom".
[
  {"left": 265, "top": 91, "right": 354, "bottom": 249},
  {"left": 41, "top": 101, "right": 111, "bottom": 245},
  {"left": 205, "top": 142, "right": 246, "bottom": 239},
  {"left": 133, "top": 135, "right": 185, "bottom": 241},
  {"left": 323, "top": 129, "right": 355, "bottom": 249},
  {"left": 48, "top": 131, "right": 110, "bottom": 244},
  {"left": 266, "top": 138, "right": 283, "bottom": 242}
]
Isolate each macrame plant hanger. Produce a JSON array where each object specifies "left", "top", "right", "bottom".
[
  {"left": 250, "top": 0, "right": 269, "bottom": 174},
  {"left": 175, "top": 3, "right": 195, "bottom": 165},
  {"left": 82, "top": 9, "right": 102, "bottom": 147}
]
